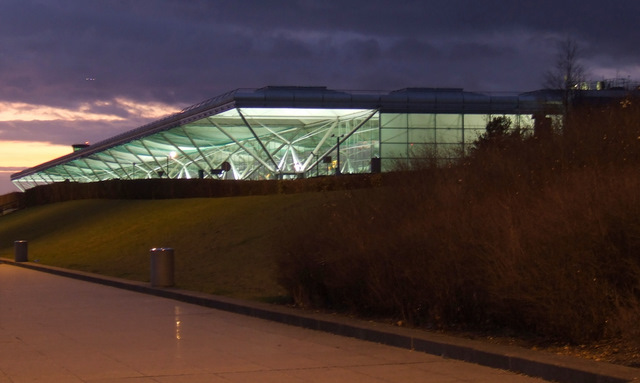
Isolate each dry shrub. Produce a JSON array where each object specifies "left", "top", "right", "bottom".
[{"left": 277, "top": 99, "right": 640, "bottom": 344}]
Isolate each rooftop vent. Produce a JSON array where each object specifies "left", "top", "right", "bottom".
[
  {"left": 72, "top": 143, "right": 90, "bottom": 152},
  {"left": 259, "top": 86, "right": 329, "bottom": 91},
  {"left": 391, "top": 87, "right": 464, "bottom": 93}
]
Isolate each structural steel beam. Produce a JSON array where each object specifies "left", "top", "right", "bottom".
[{"left": 237, "top": 109, "right": 279, "bottom": 171}]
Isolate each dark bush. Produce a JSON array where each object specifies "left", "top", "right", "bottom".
[{"left": 276, "top": 100, "right": 640, "bottom": 344}]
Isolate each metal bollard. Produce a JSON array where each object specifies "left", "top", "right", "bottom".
[
  {"left": 14, "top": 240, "right": 28, "bottom": 262},
  {"left": 150, "top": 247, "right": 174, "bottom": 287}
]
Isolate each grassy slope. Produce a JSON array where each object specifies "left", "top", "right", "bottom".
[{"left": 0, "top": 192, "right": 340, "bottom": 301}]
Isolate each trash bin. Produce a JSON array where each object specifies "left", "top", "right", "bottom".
[
  {"left": 150, "top": 247, "right": 174, "bottom": 287},
  {"left": 14, "top": 240, "right": 28, "bottom": 262}
]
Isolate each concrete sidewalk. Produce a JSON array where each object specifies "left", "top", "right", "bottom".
[{"left": 0, "top": 260, "right": 637, "bottom": 382}]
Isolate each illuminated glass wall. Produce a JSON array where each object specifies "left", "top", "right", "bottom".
[
  {"left": 12, "top": 107, "right": 381, "bottom": 190},
  {"left": 11, "top": 86, "right": 560, "bottom": 191},
  {"left": 380, "top": 112, "right": 534, "bottom": 170}
]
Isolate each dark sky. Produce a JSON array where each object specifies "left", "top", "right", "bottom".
[{"left": 0, "top": 0, "right": 639, "bottom": 185}]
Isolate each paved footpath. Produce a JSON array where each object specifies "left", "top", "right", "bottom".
[{"left": 0, "top": 264, "right": 551, "bottom": 383}]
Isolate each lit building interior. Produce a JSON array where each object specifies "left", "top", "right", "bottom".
[{"left": 11, "top": 86, "right": 563, "bottom": 191}]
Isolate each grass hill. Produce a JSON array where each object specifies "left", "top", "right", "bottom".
[{"left": 0, "top": 191, "right": 347, "bottom": 301}]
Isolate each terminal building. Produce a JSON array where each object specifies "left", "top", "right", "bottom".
[{"left": 10, "top": 86, "right": 580, "bottom": 191}]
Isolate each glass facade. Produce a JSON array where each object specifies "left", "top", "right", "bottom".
[
  {"left": 11, "top": 87, "right": 560, "bottom": 191},
  {"left": 380, "top": 112, "right": 535, "bottom": 170},
  {"left": 12, "top": 107, "right": 380, "bottom": 190}
]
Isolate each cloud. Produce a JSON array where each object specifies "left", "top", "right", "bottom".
[
  {"left": 0, "top": 0, "right": 637, "bottom": 157},
  {"left": 0, "top": 101, "right": 126, "bottom": 122},
  {"left": 0, "top": 167, "right": 26, "bottom": 173},
  {"left": 0, "top": 98, "right": 179, "bottom": 145},
  {"left": 1, "top": 0, "right": 637, "bottom": 109}
]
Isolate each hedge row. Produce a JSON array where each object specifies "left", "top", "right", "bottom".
[{"left": 7, "top": 173, "right": 390, "bottom": 208}]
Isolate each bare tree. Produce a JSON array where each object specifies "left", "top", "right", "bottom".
[
  {"left": 544, "top": 37, "right": 587, "bottom": 91},
  {"left": 543, "top": 37, "right": 587, "bottom": 125}
]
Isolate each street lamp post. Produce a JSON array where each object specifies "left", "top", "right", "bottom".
[
  {"left": 312, "top": 152, "right": 318, "bottom": 177},
  {"left": 332, "top": 134, "right": 344, "bottom": 176}
]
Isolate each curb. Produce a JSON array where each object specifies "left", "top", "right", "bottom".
[{"left": 1, "top": 258, "right": 637, "bottom": 383}]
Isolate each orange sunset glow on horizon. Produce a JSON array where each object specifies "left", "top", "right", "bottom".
[
  {"left": 0, "top": 140, "right": 72, "bottom": 168},
  {"left": 0, "top": 99, "right": 180, "bottom": 194}
]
